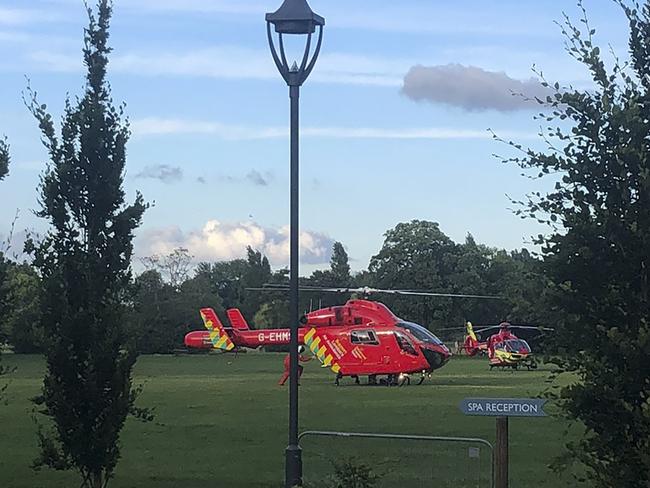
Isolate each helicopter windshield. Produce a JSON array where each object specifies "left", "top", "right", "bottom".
[
  {"left": 396, "top": 321, "right": 443, "bottom": 345},
  {"left": 504, "top": 339, "right": 531, "bottom": 353}
]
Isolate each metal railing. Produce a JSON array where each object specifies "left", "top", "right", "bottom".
[{"left": 299, "top": 430, "right": 494, "bottom": 488}]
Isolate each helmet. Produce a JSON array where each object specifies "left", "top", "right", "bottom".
[{"left": 298, "top": 345, "right": 306, "bottom": 354}]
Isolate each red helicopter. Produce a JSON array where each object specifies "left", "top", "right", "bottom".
[
  {"left": 461, "top": 321, "right": 553, "bottom": 370},
  {"left": 184, "top": 287, "right": 499, "bottom": 386}
]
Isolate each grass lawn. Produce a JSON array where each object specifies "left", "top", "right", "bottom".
[{"left": 0, "top": 354, "right": 576, "bottom": 487}]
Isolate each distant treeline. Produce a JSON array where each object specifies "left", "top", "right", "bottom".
[{"left": 0, "top": 219, "right": 547, "bottom": 354}]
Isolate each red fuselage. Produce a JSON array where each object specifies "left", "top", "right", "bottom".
[{"left": 184, "top": 299, "right": 452, "bottom": 376}]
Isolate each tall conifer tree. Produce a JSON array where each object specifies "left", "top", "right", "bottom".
[{"left": 27, "top": 2, "right": 149, "bottom": 486}]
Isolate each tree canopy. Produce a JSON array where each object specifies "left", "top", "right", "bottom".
[{"left": 500, "top": 1, "right": 650, "bottom": 484}]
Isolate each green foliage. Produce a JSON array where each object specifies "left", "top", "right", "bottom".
[
  {"left": 0, "top": 132, "right": 12, "bottom": 401},
  {"left": 0, "top": 262, "right": 43, "bottom": 353},
  {"left": 323, "top": 458, "right": 380, "bottom": 488},
  {"left": 367, "top": 221, "right": 541, "bottom": 330},
  {"left": 253, "top": 299, "right": 289, "bottom": 352},
  {"left": 140, "top": 247, "right": 193, "bottom": 289},
  {"left": 253, "top": 299, "right": 289, "bottom": 328},
  {"left": 499, "top": 1, "right": 650, "bottom": 485},
  {"left": 128, "top": 269, "right": 223, "bottom": 353},
  {"left": 330, "top": 242, "right": 351, "bottom": 285},
  {"left": 0, "top": 254, "right": 10, "bottom": 401},
  {"left": 308, "top": 241, "right": 352, "bottom": 288},
  {"left": 25, "top": 2, "right": 150, "bottom": 486},
  {"left": 194, "top": 259, "right": 248, "bottom": 310},
  {"left": 369, "top": 220, "right": 457, "bottom": 326},
  {"left": 0, "top": 136, "right": 9, "bottom": 181},
  {"left": 242, "top": 247, "right": 272, "bottom": 318}
]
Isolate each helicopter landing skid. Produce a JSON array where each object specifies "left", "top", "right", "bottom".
[
  {"left": 334, "top": 373, "right": 362, "bottom": 386},
  {"left": 417, "top": 372, "right": 432, "bottom": 385}
]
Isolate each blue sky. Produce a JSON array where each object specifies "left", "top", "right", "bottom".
[{"left": 0, "top": 0, "right": 631, "bottom": 273}]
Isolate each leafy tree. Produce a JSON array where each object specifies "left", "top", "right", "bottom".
[
  {"left": 499, "top": 1, "right": 650, "bottom": 484},
  {"left": 1, "top": 262, "right": 43, "bottom": 353},
  {"left": 368, "top": 220, "right": 458, "bottom": 327},
  {"left": 254, "top": 299, "right": 290, "bottom": 329},
  {"left": 25, "top": 2, "right": 150, "bottom": 486},
  {"left": 195, "top": 259, "right": 248, "bottom": 310},
  {"left": 309, "top": 241, "right": 352, "bottom": 287},
  {"left": 242, "top": 247, "right": 272, "bottom": 318},
  {"left": 0, "top": 136, "right": 9, "bottom": 181},
  {"left": 330, "top": 242, "right": 351, "bottom": 285},
  {"left": 141, "top": 247, "right": 193, "bottom": 289},
  {"left": 128, "top": 269, "right": 223, "bottom": 353}
]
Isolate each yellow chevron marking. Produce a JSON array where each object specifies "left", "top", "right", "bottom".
[
  {"left": 225, "top": 342, "right": 235, "bottom": 351},
  {"left": 317, "top": 345, "right": 327, "bottom": 358},
  {"left": 216, "top": 335, "right": 228, "bottom": 348},
  {"left": 311, "top": 337, "right": 321, "bottom": 350},
  {"left": 304, "top": 328, "right": 316, "bottom": 341},
  {"left": 323, "top": 355, "right": 333, "bottom": 366},
  {"left": 331, "top": 364, "right": 341, "bottom": 374},
  {"left": 209, "top": 331, "right": 219, "bottom": 341}
]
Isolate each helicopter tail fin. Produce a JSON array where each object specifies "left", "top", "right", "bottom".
[
  {"left": 200, "top": 308, "right": 235, "bottom": 351},
  {"left": 226, "top": 308, "right": 250, "bottom": 330},
  {"left": 464, "top": 321, "right": 480, "bottom": 356}
]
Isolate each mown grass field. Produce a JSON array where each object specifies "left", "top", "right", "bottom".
[{"left": 0, "top": 354, "right": 575, "bottom": 487}]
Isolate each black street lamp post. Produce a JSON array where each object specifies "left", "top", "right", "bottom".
[{"left": 265, "top": 1, "right": 324, "bottom": 487}]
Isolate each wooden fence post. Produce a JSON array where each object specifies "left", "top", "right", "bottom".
[{"left": 496, "top": 417, "right": 508, "bottom": 488}]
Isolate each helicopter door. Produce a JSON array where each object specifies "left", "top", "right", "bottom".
[
  {"left": 349, "top": 330, "right": 381, "bottom": 367},
  {"left": 394, "top": 331, "right": 418, "bottom": 356}
]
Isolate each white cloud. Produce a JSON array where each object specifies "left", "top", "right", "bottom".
[
  {"left": 402, "top": 64, "right": 553, "bottom": 112},
  {"left": 135, "top": 164, "right": 183, "bottom": 183},
  {"left": 137, "top": 221, "right": 335, "bottom": 266},
  {"left": 131, "top": 117, "right": 536, "bottom": 141},
  {"left": 26, "top": 46, "right": 407, "bottom": 87}
]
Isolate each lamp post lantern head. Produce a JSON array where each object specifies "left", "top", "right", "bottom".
[
  {"left": 266, "top": 0, "right": 324, "bottom": 35},
  {"left": 266, "top": 0, "right": 325, "bottom": 86}
]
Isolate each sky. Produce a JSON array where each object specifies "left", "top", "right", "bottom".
[{"left": 0, "top": 0, "right": 632, "bottom": 274}]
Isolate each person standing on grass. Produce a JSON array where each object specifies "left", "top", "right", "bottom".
[{"left": 278, "top": 346, "right": 312, "bottom": 386}]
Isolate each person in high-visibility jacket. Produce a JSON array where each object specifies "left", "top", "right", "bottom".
[{"left": 278, "top": 346, "right": 312, "bottom": 386}]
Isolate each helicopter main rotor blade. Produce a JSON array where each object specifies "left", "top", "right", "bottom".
[
  {"left": 473, "top": 325, "right": 555, "bottom": 332},
  {"left": 381, "top": 290, "right": 502, "bottom": 299},
  {"left": 247, "top": 285, "right": 502, "bottom": 299}
]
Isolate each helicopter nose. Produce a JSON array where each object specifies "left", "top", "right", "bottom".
[{"left": 421, "top": 346, "right": 450, "bottom": 371}]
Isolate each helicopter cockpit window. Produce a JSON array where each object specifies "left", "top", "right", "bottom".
[
  {"left": 396, "top": 321, "right": 443, "bottom": 345},
  {"left": 504, "top": 339, "right": 531, "bottom": 353},
  {"left": 350, "top": 330, "right": 379, "bottom": 345},
  {"left": 394, "top": 331, "right": 418, "bottom": 356}
]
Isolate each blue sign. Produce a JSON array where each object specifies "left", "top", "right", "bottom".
[{"left": 459, "top": 398, "right": 547, "bottom": 417}]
